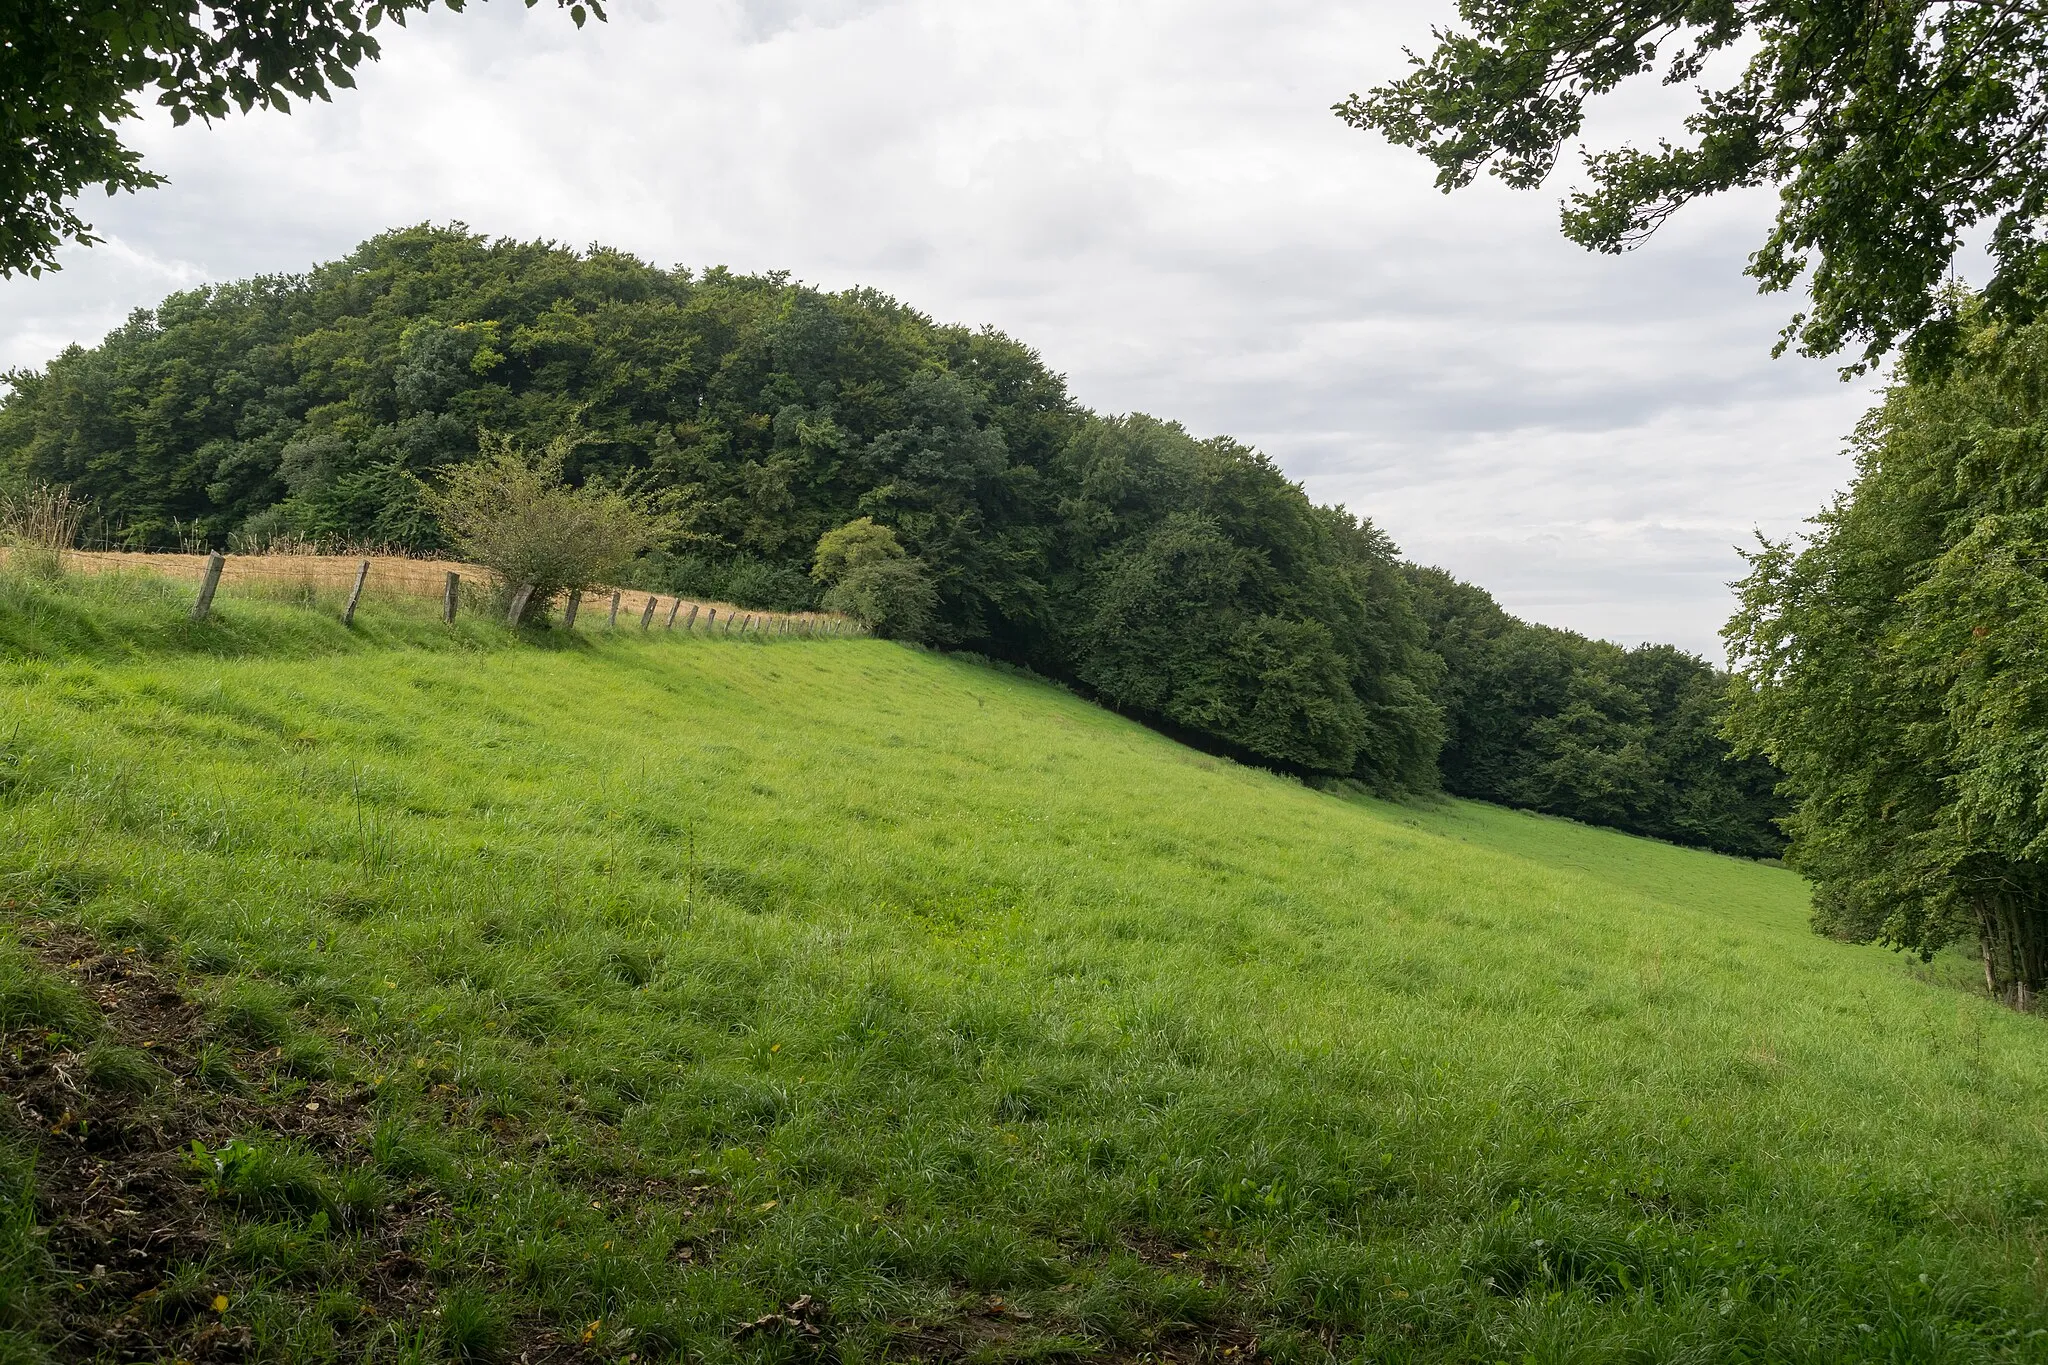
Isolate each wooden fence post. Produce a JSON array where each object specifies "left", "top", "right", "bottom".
[
  {"left": 665, "top": 597, "right": 682, "bottom": 629},
  {"left": 685, "top": 603, "right": 700, "bottom": 632},
  {"left": 563, "top": 589, "right": 582, "bottom": 629},
  {"left": 341, "top": 559, "right": 370, "bottom": 627},
  {"left": 443, "top": 571, "right": 460, "bottom": 624},
  {"left": 640, "top": 595, "right": 658, "bottom": 630},
  {"left": 607, "top": 590, "right": 622, "bottom": 628},
  {"left": 191, "top": 550, "right": 225, "bottom": 620},
  {"left": 506, "top": 582, "right": 536, "bottom": 626}
]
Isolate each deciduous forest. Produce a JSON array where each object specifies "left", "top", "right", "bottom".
[{"left": 0, "top": 224, "right": 1783, "bottom": 854}]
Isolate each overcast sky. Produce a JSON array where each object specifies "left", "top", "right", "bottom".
[{"left": 0, "top": 0, "right": 1885, "bottom": 656}]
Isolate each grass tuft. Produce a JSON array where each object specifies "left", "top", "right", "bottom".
[
  {"left": 215, "top": 982, "right": 292, "bottom": 1048},
  {"left": 0, "top": 943, "right": 96, "bottom": 1039},
  {"left": 196, "top": 1138, "right": 331, "bottom": 1219},
  {"left": 81, "top": 1041, "right": 162, "bottom": 1095},
  {"left": 437, "top": 1284, "right": 509, "bottom": 1363}
]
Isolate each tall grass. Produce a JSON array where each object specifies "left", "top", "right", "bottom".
[
  {"left": 1, "top": 571, "right": 2045, "bottom": 1360},
  {"left": 0, "top": 484, "right": 89, "bottom": 579}
]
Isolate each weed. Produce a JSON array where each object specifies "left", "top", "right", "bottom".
[{"left": 0, "top": 486, "right": 88, "bottom": 581}]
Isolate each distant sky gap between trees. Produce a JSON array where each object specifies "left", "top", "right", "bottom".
[{"left": 0, "top": 225, "right": 1787, "bottom": 858}]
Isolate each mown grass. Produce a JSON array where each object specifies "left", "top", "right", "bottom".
[{"left": 3, "top": 569, "right": 2047, "bottom": 1362}]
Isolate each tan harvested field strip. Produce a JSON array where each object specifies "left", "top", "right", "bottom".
[{"left": 0, "top": 548, "right": 852, "bottom": 630}]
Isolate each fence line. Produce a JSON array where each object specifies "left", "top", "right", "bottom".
[{"left": 1, "top": 547, "right": 866, "bottom": 637}]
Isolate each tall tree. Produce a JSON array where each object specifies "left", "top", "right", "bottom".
[
  {"left": 1, "top": 0, "right": 601, "bottom": 277},
  {"left": 1726, "top": 304, "right": 2048, "bottom": 1005},
  {"left": 1342, "top": 1, "right": 2048, "bottom": 371}
]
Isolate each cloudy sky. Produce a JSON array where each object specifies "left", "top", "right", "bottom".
[{"left": 0, "top": 0, "right": 1885, "bottom": 655}]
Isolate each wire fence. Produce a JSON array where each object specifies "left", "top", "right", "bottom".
[{"left": 0, "top": 547, "right": 866, "bottom": 638}]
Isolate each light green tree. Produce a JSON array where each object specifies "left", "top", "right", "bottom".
[
  {"left": 811, "top": 518, "right": 935, "bottom": 641},
  {"left": 428, "top": 431, "right": 677, "bottom": 624}
]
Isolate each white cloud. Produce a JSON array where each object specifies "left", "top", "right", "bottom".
[{"left": 0, "top": 0, "right": 1885, "bottom": 654}]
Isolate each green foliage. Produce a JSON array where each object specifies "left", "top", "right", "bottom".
[
  {"left": 810, "top": 516, "right": 905, "bottom": 583},
  {"left": 1343, "top": 0, "right": 2048, "bottom": 370},
  {"left": 822, "top": 555, "right": 937, "bottom": 642},
  {"left": 0, "top": 598, "right": 2045, "bottom": 1358},
  {"left": 0, "top": 1, "right": 601, "bottom": 278},
  {"left": 0, "top": 225, "right": 1789, "bottom": 826},
  {"left": 1726, "top": 304, "right": 2048, "bottom": 1003},
  {"left": 427, "top": 430, "right": 680, "bottom": 621},
  {"left": 632, "top": 549, "right": 819, "bottom": 612},
  {"left": 813, "top": 518, "right": 936, "bottom": 640},
  {"left": 1054, "top": 415, "right": 1443, "bottom": 791},
  {"left": 0, "top": 226, "right": 1454, "bottom": 792},
  {"left": 1409, "top": 565, "right": 1785, "bottom": 858}
]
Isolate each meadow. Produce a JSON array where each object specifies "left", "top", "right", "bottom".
[{"left": 2, "top": 569, "right": 2046, "bottom": 1363}]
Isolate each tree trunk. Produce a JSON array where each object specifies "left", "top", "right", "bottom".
[{"left": 1975, "top": 880, "right": 2048, "bottom": 1010}]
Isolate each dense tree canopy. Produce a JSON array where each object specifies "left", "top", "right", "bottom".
[
  {"left": 0, "top": 224, "right": 1781, "bottom": 843},
  {"left": 1, "top": 0, "right": 599, "bottom": 277},
  {"left": 1727, "top": 304, "right": 2048, "bottom": 1003},
  {"left": 1344, "top": 1, "right": 2048, "bottom": 371},
  {"left": 1410, "top": 566, "right": 1786, "bottom": 858}
]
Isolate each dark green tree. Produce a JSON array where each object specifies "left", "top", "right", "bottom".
[
  {"left": 1408, "top": 564, "right": 1785, "bottom": 857},
  {"left": 2, "top": 0, "right": 600, "bottom": 277},
  {"left": 1727, "top": 305, "right": 2048, "bottom": 1006},
  {"left": 1343, "top": 1, "right": 2048, "bottom": 370}
]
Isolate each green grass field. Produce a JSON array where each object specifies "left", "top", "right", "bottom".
[{"left": 2, "top": 569, "right": 2046, "bottom": 1364}]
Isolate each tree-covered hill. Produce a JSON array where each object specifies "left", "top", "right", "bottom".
[
  {"left": 1409, "top": 567, "right": 1784, "bottom": 859},
  {"left": 0, "top": 224, "right": 1781, "bottom": 852}
]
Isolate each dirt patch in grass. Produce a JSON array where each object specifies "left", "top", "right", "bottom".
[{"left": 0, "top": 920, "right": 593, "bottom": 1363}]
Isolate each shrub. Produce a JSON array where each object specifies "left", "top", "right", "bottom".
[
  {"left": 427, "top": 432, "right": 681, "bottom": 624},
  {"left": 824, "top": 558, "right": 938, "bottom": 640},
  {"left": 811, "top": 516, "right": 906, "bottom": 583},
  {"left": 636, "top": 550, "right": 817, "bottom": 611},
  {"left": 813, "top": 518, "right": 936, "bottom": 640}
]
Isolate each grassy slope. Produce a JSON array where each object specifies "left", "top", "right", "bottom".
[{"left": 2, "top": 572, "right": 2046, "bottom": 1363}]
